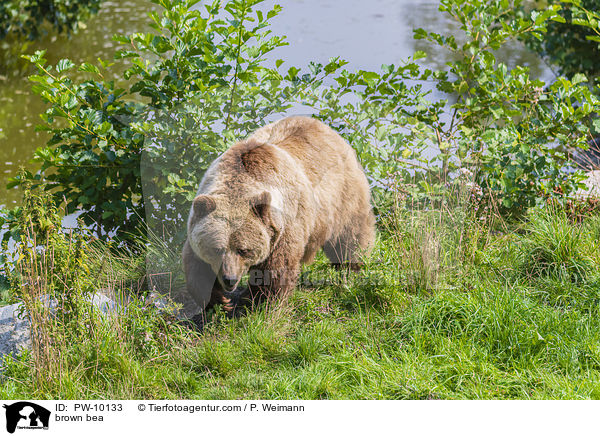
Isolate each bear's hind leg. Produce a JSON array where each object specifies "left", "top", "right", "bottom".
[{"left": 324, "top": 210, "right": 375, "bottom": 271}]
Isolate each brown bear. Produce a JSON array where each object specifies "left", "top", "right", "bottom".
[{"left": 183, "top": 116, "right": 375, "bottom": 312}]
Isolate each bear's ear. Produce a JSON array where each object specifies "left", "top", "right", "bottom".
[
  {"left": 251, "top": 191, "right": 283, "bottom": 244},
  {"left": 193, "top": 195, "right": 217, "bottom": 218},
  {"left": 250, "top": 191, "right": 272, "bottom": 223}
]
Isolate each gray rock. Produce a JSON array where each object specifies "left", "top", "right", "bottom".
[
  {"left": 87, "top": 292, "right": 120, "bottom": 314},
  {"left": 575, "top": 170, "right": 600, "bottom": 199},
  {"left": 0, "top": 304, "right": 31, "bottom": 360}
]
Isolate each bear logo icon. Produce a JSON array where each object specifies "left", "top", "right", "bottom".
[{"left": 3, "top": 402, "right": 50, "bottom": 433}]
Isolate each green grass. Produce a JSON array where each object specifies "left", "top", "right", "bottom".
[
  {"left": 1, "top": 207, "right": 600, "bottom": 399},
  {"left": 0, "top": 274, "right": 11, "bottom": 307}
]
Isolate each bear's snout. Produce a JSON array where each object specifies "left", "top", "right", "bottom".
[
  {"left": 220, "top": 273, "right": 240, "bottom": 290},
  {"left": 218, "top": 259, "right": 242, "bottom": 291}
]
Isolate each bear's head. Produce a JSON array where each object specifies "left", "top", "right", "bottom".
[{"left": 187, "top": 190, "right": 283, "bottom": 291}]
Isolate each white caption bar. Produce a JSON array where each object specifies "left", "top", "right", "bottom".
[{"left": 0, "top": 400, "right": 596, "bottom": 436}]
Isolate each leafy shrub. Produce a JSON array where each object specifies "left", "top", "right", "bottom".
[
  {"left": 0, "top": 0, "right": 104, "bottom": 41},
  {"left": 293, "top": 55, "right": 445, "bottom": 209},
  {"left": 14, "top": 54, "right": 145, "bottom": 242},
  {"left": 295, "top": 0, "right": 598, "bottom": 217},
  {"left": 524, "top": 0, "right": 600, "bottom": 79},
  {"left": 412, "top": 0, "right": 596, "bottom": 217},
  {"left": 10, "top": 179, "right": 95, "bottom": 314}
]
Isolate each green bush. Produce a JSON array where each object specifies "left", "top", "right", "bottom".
[
  {"left": 0, "top": 0, "right": 104, "bottom": 41},
  {"left": 297, "top": 0, "right": 598, "bottom": 216},
  {"left": 11, "top": 55, "right": 145, "bottom": 242},
  {"left": 524, "top": 0, "right": 600, "bottom": 79},
  {"left": 411, "top": 0, "right": 595, "bottom": 216}
]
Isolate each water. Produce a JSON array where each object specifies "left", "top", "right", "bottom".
[{"left": 0, "top": 0, "right": 554, "bottom": 208}]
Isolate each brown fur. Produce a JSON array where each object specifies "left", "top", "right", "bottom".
[
  {"left": 239, "top": 141, "right": 279, "bottom": 178},
  {"left": 183, "top": 116, "right": 376, "bottom": 312}
]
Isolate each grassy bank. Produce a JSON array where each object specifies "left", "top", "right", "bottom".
[{"left": 1, "top": 202, "right": 600, "bottom": 400}]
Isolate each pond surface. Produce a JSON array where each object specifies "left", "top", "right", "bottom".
[{"left": 0, "top": 0, "right": 554, "bottom": 208}]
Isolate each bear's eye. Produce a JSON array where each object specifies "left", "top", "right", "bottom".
[{"left": 237, "top": 248, "right": 252, "bottom": 257}]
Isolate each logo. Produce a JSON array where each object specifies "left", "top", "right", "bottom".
[{"left": 2, "top": 402, "right": 50, "bottom": 434}]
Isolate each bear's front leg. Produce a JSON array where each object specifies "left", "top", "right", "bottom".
[
  {"left": 247, "top": 236, "right": 303, "bottom": 301},
  {"left": 182, "top": 239, "right": 232, "bottom": 312}
]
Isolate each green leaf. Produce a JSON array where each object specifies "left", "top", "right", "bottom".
[
  {"left": 413, "top": 28, "right": 427, "bottom": 40},
  {"left": 361, "top": 71, "right": 380, "bottom": 86},
  {"left": 56, "top": 59, "right": 75, "bottom": 74},
  {"left": 571, "top": 73, "right": 587, "bottom": 85},
  {"left": 79, "top": 63, "right": 100, "bottom": 74}
]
